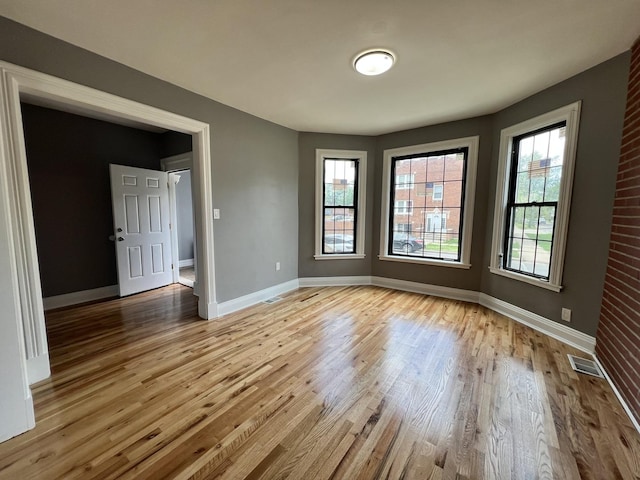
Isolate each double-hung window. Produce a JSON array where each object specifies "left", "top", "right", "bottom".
[
  {"left": 490, "top": 102, "right": 581, "bottom": 291},
  {"left": 315, "top": 149, "right": 367, "bottom": 259},
  {"left": 380, "top": 136, "right": 479, "bottom": 268}
]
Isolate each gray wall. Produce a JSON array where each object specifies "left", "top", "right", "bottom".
[
  {"left": 21, "top": 103, "right": 163, "bottom": 297},
  {"left": 298, "top": 133, "right": 376, "bottom": 278},
  {"left": 297, "top": 54, "right": 630, "bottom": 337},
  {"left": 176, "top": 170, "right": 195, "bottom": 261},
  {"left": 161, "top": 131, "right": 192, "bottom": 158},
  {"left": 481, "top": 52, "right": 631, "bottom": 336},
  {"left": 0, "top": 16, "right": 299, "bottom": 303},
  {"left": 373, "top": 117, "right": 494, "bottom": 292}
]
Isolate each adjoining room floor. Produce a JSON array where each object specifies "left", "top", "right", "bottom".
[
  {"left": 179, "top": 266, "right": 195, "bottom": 287},
  {"left": 0, "top": 285, "right": 638, "bottom": 479}
]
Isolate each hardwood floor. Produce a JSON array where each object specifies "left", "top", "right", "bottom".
[{"left": 0, "top": 285, "right": 638, "bottom": 479}]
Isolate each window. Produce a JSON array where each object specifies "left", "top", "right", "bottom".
[
  {"left": 315, "top": 149, "right": 367, "bottom": 259},
  {"left": 490, "top": 102, "right": 581, "bottom": 291},
  {"left": 432, "top": 184, "right": 443, "bottom": 201},
  {"left": 395, "top": 173, "right": 415, "bottom": 190},
  {"left": 379, "top": 136, "right": 479, "bottom": 268},
  {"left": 395, "top": 200, "right": 413, "bottom": 215}
]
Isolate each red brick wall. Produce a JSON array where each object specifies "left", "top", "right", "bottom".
[{"left": 596, "top": 39, "right": 640, "bottom": 425}]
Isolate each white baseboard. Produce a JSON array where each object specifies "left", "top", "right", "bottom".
[
  {"left": 27, "top": 353, "right": 51, "bottom": 385},
  {"left": 43, "top": 285, "right": 119, "bottom": 311},
  {"left": 179, "top": 258, "right": 194, "bottom": 268},
  {"left": 299, "top": 276, "right": 371, "bottom": 287},
  {"left": 217, "top": 279, "right": 300, "bottom": 317},
  {"left": 371, "top": 276, "right": 480, "bottom": 303},
  {"left": 478, "top": 293, "right": 595, "bottom": 354},
  {"left": 179, "top": 277, "right": 195, "bottom": 288},
  {"left": 593, "top": 356, "right": 640, "bottom": 435},
  {"left": 199, "top": 297, "right": 218, "bottom": 320}
]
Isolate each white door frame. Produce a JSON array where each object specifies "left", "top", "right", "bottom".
[
  {"left": 0, "top": 60, "right": 219, "bottom": 397},
  {"left": 161, "top": 153, "right": 197, "bottom": 292}
]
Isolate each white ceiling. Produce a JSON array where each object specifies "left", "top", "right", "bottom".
[{"left": 1, "top": 1, "right": 639, "bottom": 135}]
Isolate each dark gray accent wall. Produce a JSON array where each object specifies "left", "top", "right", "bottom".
[
  {"left": 481, "top": 53, "right": 631, "bottom": 336},
  {"left": 372, "top": 117, "right": 494, "bottom": 292},
  {"left": 161, "top": 131, "right": 192, "bottom": 158},
  {"left": 0, "top": 16, "right": 299, "bottom": 303},
  {"left": 298, "top": 133, "right": 376, "bottom": 278},
  {"left": 21, "top": 103, "right": 163, "bottom": 297},
  {"left": 176, "top": 170, "right": 195, "bottom": 261}
]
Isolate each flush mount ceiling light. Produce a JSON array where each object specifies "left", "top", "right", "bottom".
[{"left": 353, "top": 49, "right": 395, "bottom": 76}]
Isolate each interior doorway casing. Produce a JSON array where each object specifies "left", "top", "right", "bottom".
[{"left": 0, "top": 61, "right": 218, "bottom": 393}]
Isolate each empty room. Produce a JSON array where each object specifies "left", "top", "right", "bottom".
[{"left": 0, "top": 2, "right": 639, "bottom": 479}]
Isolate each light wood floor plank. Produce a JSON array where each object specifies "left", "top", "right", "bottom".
[{"left": 0, "top": 284, "right": 638, "bottom": 479}]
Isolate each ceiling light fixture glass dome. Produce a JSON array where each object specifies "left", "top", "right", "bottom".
[{"left": 353, "top": 49, "right": 395, "bottom": 76}]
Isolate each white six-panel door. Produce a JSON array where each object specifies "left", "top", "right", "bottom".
[{"left": 110, "top": 164, "right": 173, "bottom": 296}]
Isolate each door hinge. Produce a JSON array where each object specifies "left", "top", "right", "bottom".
[{"left": 171, "top": 263, "right": 174, "bottom": 270}]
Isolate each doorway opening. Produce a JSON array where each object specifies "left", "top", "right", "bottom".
[{"left": 0, "top": 61, "right": 217, "bottom": 390}]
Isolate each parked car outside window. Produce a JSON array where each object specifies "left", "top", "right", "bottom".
[
  {"left": 324, "top": 233, "right": 354, "bottom": 253},
  {"left": 392, "top": 233, "right": 423, "bottom": 253}
]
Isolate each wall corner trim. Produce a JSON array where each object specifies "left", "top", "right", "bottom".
[
  {"left": 478, "top": 293, "right": 595, "bottom": 354},
  {"left": 593, "top": 355, "right": 640, "bottom": 435},
  {"left": 26, "top": 353, "right": 51, "bottom": 385},
  {"left": 217, "top": 279, "right": 300, "bottom": 317},
  {"left": 43, "top": 285, "right": 119, "bottom": 311}
]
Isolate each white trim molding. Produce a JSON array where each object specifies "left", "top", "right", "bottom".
[
  {"left": 379, "top": 136, "right": 479, "bottom": 269},
  {"left": 161, "top": 152, "right": 193, "bottom": 172},
  {"left": 217, "top": 279, "right": 300, "bottom": 317},
  {"left": 179, "top": 258, "right": 195, "bottom": 268},
  {"left": 0, "top": 61, "right": 218, "bottom": 395},
  {"left": 299, "top": 276, "right": 372, "bottom": 287},
  {"left": 315, "top": 149, "right": 367, "bottom": 260},
  {"left": 593, "top": 356, "right": 640, "bottom": 435},
  {"left": 372, "top": 276, "right": 479, "bottom": 303},
  {"left": 43, "top": 285, "right": 119, "bottom": 311},
  {"left": 26, "top": 354, "right": 51, "bottom": 385},
  {"left": 489, "top": 101, "right": 581, "bottom": 291},
  {"left": 478, "top": 293, "right": 595, "bottom": 354}
]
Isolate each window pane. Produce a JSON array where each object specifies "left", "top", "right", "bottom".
[
  {"left": 390, "top": 148, "right": 467, "bottom": 261},
  {"left": 444, "top": 153, "right": 465, "bottom": 181},
  {"left": 515, "top": 172, "right": 531, "bottom": 203},
  {"left": 322, "top": 157, "right": 358, "bottom": 255},
  {"left": 323, "top": 207, "right": 355, "bottom": 253},
  {"left": 324, "top": 159, "right": 356, "bottom": 207},
  {"left": 504, "top": 123, "right": 565, "bottom": 279},
  {"left": 544, "top": 166, "right": 562, "bottom": 202}
]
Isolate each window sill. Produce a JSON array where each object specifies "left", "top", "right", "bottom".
[
  {"left": 378, "top": 254, "right": 471, "bottom": 269},
  {"left": 314, "top": 253, "right": 366, "bottom": 261},
  {"left": 489, "top": 267, "right": 562, "bottom": 292}
]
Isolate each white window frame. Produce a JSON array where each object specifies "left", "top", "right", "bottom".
[
  {"left": 432, "top": 184, "right": 443, "bottom": 201},
  {"left": 489, "top": 101, "right": 581, "bottom": 292},
  {"left": 396, "top": 199, "right": 413, "bottom": 215},
  {"left": 315, "top": 149, "right": 367, "bottom": 260},
  {"left": 379, "top": 136, "right": 479, "bottom": 269}
]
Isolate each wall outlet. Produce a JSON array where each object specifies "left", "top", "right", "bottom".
[
  {"left": 275, "top": 262, "right": 280, "bottom": 271},
  {"left": 561, "top": 308, "right": 572, "bottom": 322}
]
